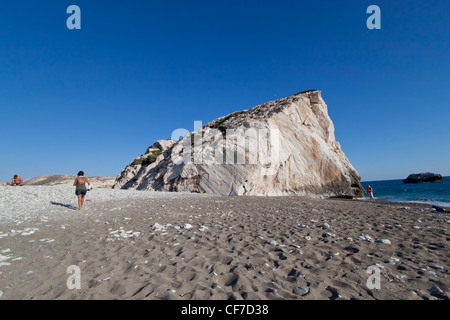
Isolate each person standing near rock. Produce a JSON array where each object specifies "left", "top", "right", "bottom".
[
  {"left": 243, "top": 180, "right": 249, "bottom": 196},
  {"left": 73, "top": 171, "right": 90, "bottom": 210},
  {"left": 367, "top": 185, "right": 375, "bottom": 201}
]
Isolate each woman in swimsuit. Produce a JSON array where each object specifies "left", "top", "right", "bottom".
[
  {"left": 73, "top": 171, "right": 90, "bottom": 210},
  {"left": 243, "top": 180, "right": 249, "bottom": 196}
]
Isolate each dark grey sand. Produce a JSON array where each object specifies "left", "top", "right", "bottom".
[{"left": 0, "top": 186, "right": 448, "bottom": 300}]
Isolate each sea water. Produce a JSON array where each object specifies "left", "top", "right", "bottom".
[{"left": 361, "top": 176, "right": 450, "bottom": 207}]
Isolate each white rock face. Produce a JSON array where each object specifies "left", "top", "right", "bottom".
[{"left": 113, "top": 90, "right": 364, "bottom": 198}]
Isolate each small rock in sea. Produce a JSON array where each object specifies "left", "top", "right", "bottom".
[
  {"left": 305, "top": 236, "right": 311, "bottom": 241},
  {"left": 321, "top": 223, "right": 330, "bottom": 229},
  {"left": 268, "top": 240, "right": 278, "bottom": 246},
  {"left": 266, "top": 288, "right": 278, "bottom": 293},
  {"left": 323, "top": 232, "right": 336, "bottom": 238}
]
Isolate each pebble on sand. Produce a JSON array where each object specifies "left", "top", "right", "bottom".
[
  {"left": 298, "top": 286, "right": 309, "bottom": 294},
  {"left": 375, "top": 239, "right": 391, "bottom": 244},
  {"left": 428, "top": 286, "right": 449, "bottom": 299}
]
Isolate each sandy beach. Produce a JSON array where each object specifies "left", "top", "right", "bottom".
[{"left": 0, "top": 185, "right": 448, "bottom": 300}]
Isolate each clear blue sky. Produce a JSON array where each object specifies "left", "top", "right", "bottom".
[{"left": 1, "top": 0, "right": 449, "bottom": 182}]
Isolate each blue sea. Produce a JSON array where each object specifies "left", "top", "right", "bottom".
[{"left": 360, "top": 176, "right": 450, "bottom": 208}]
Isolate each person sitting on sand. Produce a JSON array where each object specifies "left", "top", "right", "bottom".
[
  {"left": 73, "top": 171, "right": 90, "bottom": 210},
  {"left": 367, "top": 185, "right": 375, "bottom": 201},
  {"left": 7, "top": 175, "right": 25, "bottom": 186}
]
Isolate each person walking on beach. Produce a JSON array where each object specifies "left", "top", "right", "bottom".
[
  {"left": 7, "top": 175, "right": 25, "bottom": 186},
  {"left": 367, "top": 185, "right": 375, "bottom": 201},
  {"left": 73, "top": 171, "right": 90, "bottom": 210},
  {"left": 243, "top": 180, "right": 249, "bottom": 196}
]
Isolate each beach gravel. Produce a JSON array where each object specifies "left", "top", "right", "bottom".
[{"left": 0, "top": 186, "right": 449, "bottom": 300}]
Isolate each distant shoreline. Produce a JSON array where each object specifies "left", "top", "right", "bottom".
[
  {"left": 361, "top": 176, "right": 449, "bottom": 183},
  {"left": 3, "top": 174, "right": 450, "bottom": 211},
  {"left": 345, "top": 197, "right": 450, "bottom": 212},
  {"left": 2, "top": 183, "right": 449, "bottom": 212}
]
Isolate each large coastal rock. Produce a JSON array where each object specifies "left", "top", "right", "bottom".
[
  {"left": 113, "top": 90, "right": 365, "bottom": 198},
  {"left": 403, "top": 173, "right": 443, "bottom": 184}
]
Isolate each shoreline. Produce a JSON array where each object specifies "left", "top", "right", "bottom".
[
  {"left": 338, "top": 197, "right": 450, "bottom": 212},
  {"left": 0, "top": 186, "right": 448, "bottom": 300}
]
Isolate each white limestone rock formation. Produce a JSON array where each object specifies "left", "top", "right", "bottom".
[{"left": 113, "top": 90, "right": 364, "bottom": 198}]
